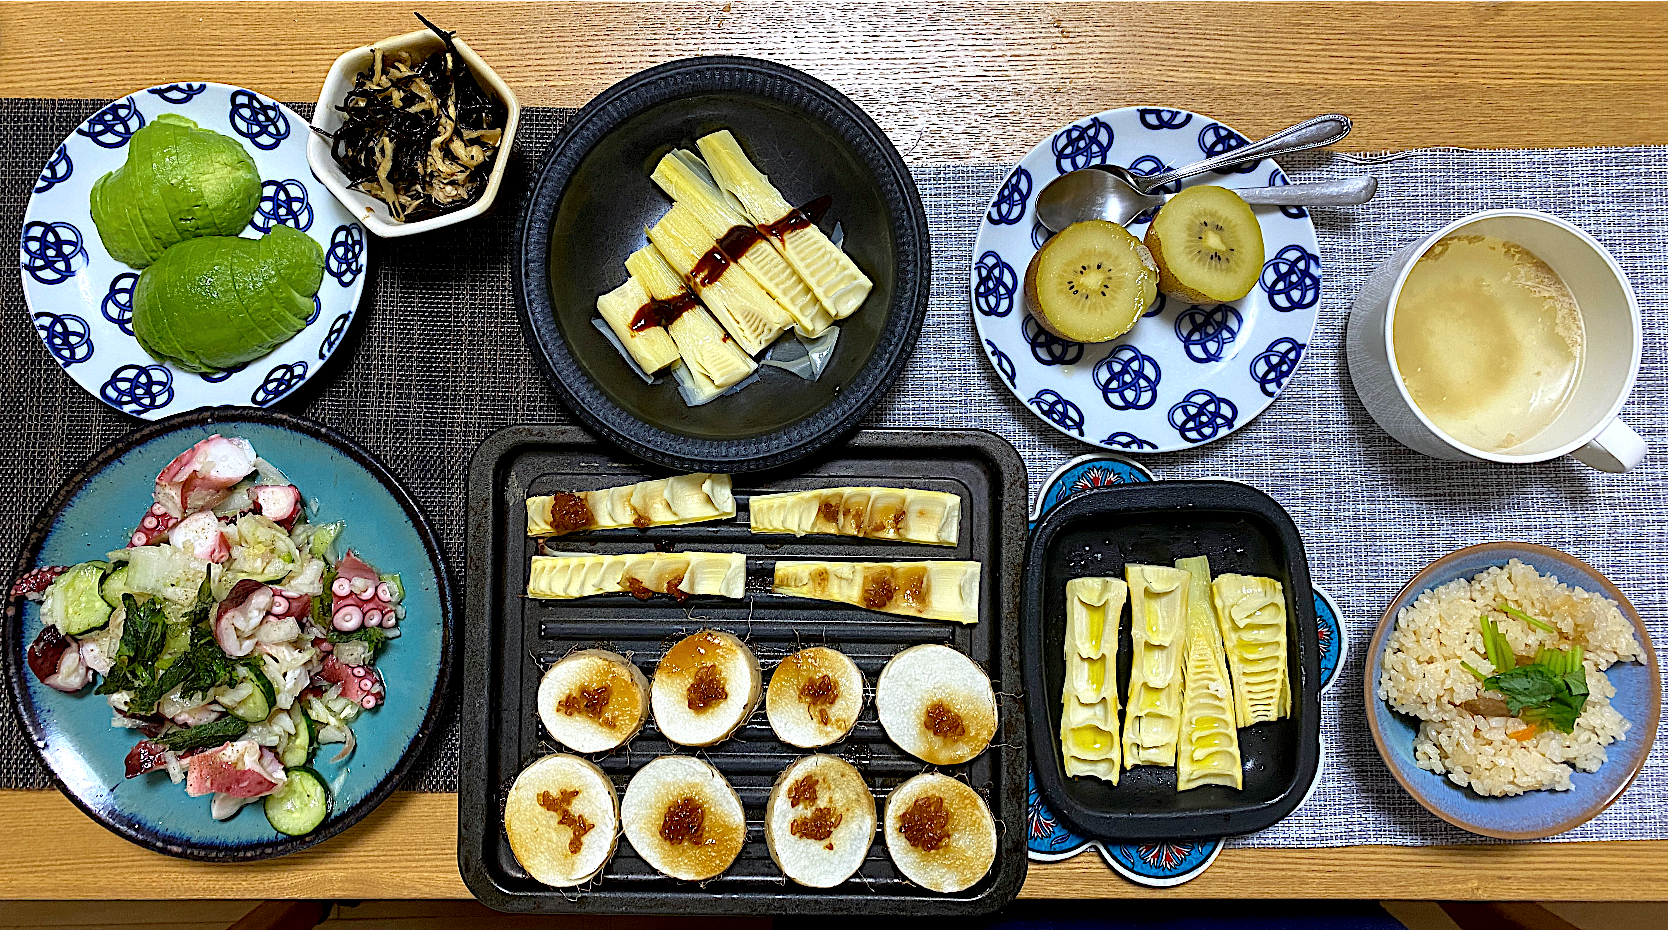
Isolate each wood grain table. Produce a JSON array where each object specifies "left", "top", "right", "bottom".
[{"left": 3, "top": 0, "right": 1666, "bottom": 903}]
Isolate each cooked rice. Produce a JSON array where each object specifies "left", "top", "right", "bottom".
[{"left": 1377, "top": 558, "right": 1643, "bottom": 796}]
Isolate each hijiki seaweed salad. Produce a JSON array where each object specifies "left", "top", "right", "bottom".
[
  {"left": 12, "top": 435, "right": 405, "bottom": 837},
  {"left": 317, "top": 14, "right": 506, "bottom": 222}
]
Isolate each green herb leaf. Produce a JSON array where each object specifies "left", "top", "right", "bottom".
[
  {"left": 152, "top": 715, "right": 249, "bottom": 752},
  {"left": 1498, "top": 602, "right": 1557, "bottom": 634},
  {"left": 325, "top": 625, "right": 389, "bottom": 659}
]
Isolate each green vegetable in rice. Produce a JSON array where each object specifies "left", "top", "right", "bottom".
[{"left": 1471, "top": 614, "right": 1590, "bottom": 734}]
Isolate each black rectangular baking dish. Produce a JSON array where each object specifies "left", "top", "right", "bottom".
[
  {"left": 1022, "top": 480, "right": 1321, "bottom": 840},
  {"left": 459, "top": 426, "right": 1028, "bottom": 914}
]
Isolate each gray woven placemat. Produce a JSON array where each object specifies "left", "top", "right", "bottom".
[{"left": 3, "top": 100, "right": 1664, "bottom": 849}]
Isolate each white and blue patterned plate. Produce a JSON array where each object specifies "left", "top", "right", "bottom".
[
  {"left": 20, "top": 83, "right": 368, "bottom": 420},
  {"left": 971, "top": 107, "right": 1321, "bottom": 453},
  {"left": 1022, "top": 455, "right": 1346, "bottom": 885}
]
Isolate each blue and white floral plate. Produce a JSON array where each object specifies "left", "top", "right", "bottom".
[
  {"left": 20, "top": 84, "right": 368, "bottom": 420},
  {"left": 1022, "top": 455, "right": 1346, "bottom": 885},
  {"left": 2, "top": 409, "right": 454, "bottom": 860},
  {"left": 971, "top": 107, "right": 1322, "bottom": 453}
]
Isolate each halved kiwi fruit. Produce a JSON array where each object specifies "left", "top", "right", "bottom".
[
  {"left": 1144, "top": 185, "right": 1264, "bottom": 306},
  {"left": 1024, "top": 220, "right": 1158, "bottom": 343}
]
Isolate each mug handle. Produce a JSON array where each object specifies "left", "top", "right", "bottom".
[{"left": 1572, "top": 419, "right": 1647, "bottom": 473}]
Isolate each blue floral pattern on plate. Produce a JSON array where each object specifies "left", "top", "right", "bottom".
[
  {"left": 18, "top": 83, "right": 367, "bottom": 420},
  {"left": 971, "top": 107, "right": 1322, "bottom": 453},
  {"left": 1022, "top": 460, "right": 1345, "bottom": 885}
]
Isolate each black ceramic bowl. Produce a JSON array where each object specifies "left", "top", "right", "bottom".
[
  {"left": 515, "top": 57, "right": 929, "bottom": 472},
  {"left": 1021, "top": 480, "right": 1322, "bottom": 840}
]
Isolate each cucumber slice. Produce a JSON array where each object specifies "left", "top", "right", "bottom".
[
  {"left": 309, "top": 522, "right": 343, "bottom": 560},
  {"left": 264, "top": 766, "right": 330, "bottom": 836},
  {"left": 226, "top": 666, "right": 277, "bottom": 723},
  {"left": 280, "top": 705, "right": 316, "bottom": 767},
  {"left": 46, "top": 562, "right": 113, "bottom": 636},
  {"left": 100, "top": 565, "right": 133, "bottom": 610}
]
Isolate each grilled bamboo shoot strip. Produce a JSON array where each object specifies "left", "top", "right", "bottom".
[
  {"left": 1212, "top": 574, "right": 1291, "bottom": 725},
  {"left": 1123, "top": 564, "right": 1188, "bottom": 769},
  {"left": 647, "top": 203, "right": 791, "bottom": 355},
  {"left": 696, "top": 130, "right": 873, "bottom": 319},
  {"left": 526, "top": 473, "right": 735, "bottom": 537},
  {"left": 749, "top": 486, "right": 960, "bottom": 545},
  {"left": 773, "top": 560, "right": 980, "bottom": 625},
  {"left": 1174, "top": 557, "right": 1242, "bottom": 791},
  {"left": 527, "top": 552, "right": 745, "bottom": 600},
  {"left": 1061, "top": 577, "right": 1125, "bottom": 785},
  {"left": 595, "top": 276, "right": 681, "bottom": 375},
  {"left": 651, "top": 151, "right": 832, "bottom": 337},
  {"left": 625, "top": 246, "right": 756, "bottom": 390}
]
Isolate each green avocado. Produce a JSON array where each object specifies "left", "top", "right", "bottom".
[
  {"left": 131, "top": 225, "right": 325, "bottom": 373},
  {"left": 89, "top": 113, "right": 261, "bottom": 269}
]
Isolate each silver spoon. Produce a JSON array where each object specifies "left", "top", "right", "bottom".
[
  {"left": 1037, "top": 171, "right": 1376, "bottom": 229},
  {"left": 1036, "top": 113, "right": 1353, "bottom": 231}
]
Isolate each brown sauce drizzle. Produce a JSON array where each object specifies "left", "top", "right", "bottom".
[
  {"left": 536, "top": 788, "right": 595, "bottom": 854},
  {"left": 816, "top": 497, "right": 841, "bottom": 525},
  {"left": 689, "top": 246, "right": 732, "bottom": 288},
  {"left": 558, "top": 683, "right": 612, "bottom": 720},
  {"left": 924, "top": 700, "right": 967, "bottom": 739},
  {"left": 660, "top": 795, "right": 706, "bottom": 845},
  {"left": 899, "top": 795, "right": 950, "bottom": 851},
  {"left": 896, "top": 567, "right": 928, "bottom": 610},
  {"left": 629, "top": 291, "right": 698, "bottom": 332},
  {"left": 716, "top": 223, "right": 768, "bottom": 263},
  {"left": 791, "top": 805, "right": 843, "bottom": 842},
  {"left": 687, "top": 663, "right": 729, "bottom": 711},
  {"left": 761, "top": 195, "right": 833, "bottom": 241}
]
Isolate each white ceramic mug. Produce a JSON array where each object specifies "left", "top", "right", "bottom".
[{"left": 1346, "top": 210, "right": 1645, "bottom": 472}]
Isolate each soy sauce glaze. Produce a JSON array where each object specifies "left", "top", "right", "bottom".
[
  {"left": 684, "top": 195, "right": 835, "bottom": 291},
  {"left": 689, "top": 247, "right": 731, "bottom": 288},
  {"left": 629, "top": 291, "right": 698, "bottom": 332},
  {"left": 761, "top": 195, "right": 833, "bottom": 241}
]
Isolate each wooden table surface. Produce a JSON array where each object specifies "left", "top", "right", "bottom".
[{"left": 3, "top": 0, "right": 1666, "bottom": 903}]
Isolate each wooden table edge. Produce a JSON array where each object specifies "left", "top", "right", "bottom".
[{"left": 1, "top": 790, "right": 1667, "bottom": 900}]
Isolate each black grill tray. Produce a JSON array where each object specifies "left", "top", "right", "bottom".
[
  {"left": 1021, "top": 480, "right": 1322, "bottom": 840},
  {"left": 459, "top": 427, "right": 1028, "bottom": 914}
]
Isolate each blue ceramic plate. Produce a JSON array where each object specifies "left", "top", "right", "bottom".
[
  {"left": 3, "top": 409, "right": 453, "bottom": 860},
  {"left": 970, "top": 107, "right": 1321, "bottom": 453},
  {"left": 1365, "top": 542, "right": 1659, "bottom": 840},
  {"left": 20, "top": 83, "right": 368, "bottom": 420}
]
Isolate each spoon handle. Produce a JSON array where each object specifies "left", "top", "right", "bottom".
[
  {"left": 1134, "top": 114, "right": 1352, "bottom": 193},
  {"left": 1234, "top": 176, "right": 1378, "bottom": 206}
]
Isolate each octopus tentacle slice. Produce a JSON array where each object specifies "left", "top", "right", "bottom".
[
  {"left": 321, "top": 654, "right": 385, "bottom": 709},
  {"left": 527, "top": 552, "right": 745, "bottom": 601},
  {"left": 772, "top": 560, "right": 982, "bottom": 625},
  {"left": 153, "top": 435, "right": 258, "bottom": 518},
  {"left": 526, "top": 473, "right": 734, "bottom": 537},
  {"left": 749, "top": 486, "right": 961, "bottom": 546},
  {"left": 330, "top": 551, "right": 398, "bottom": 631}
]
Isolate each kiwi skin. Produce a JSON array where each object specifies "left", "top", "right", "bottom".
[
  {"left": 1023, "top": 220, "right": 1158, "bottom": 343},
  {"left": 1144, "top": 185, "right": 1265, "bottom": 307}
]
